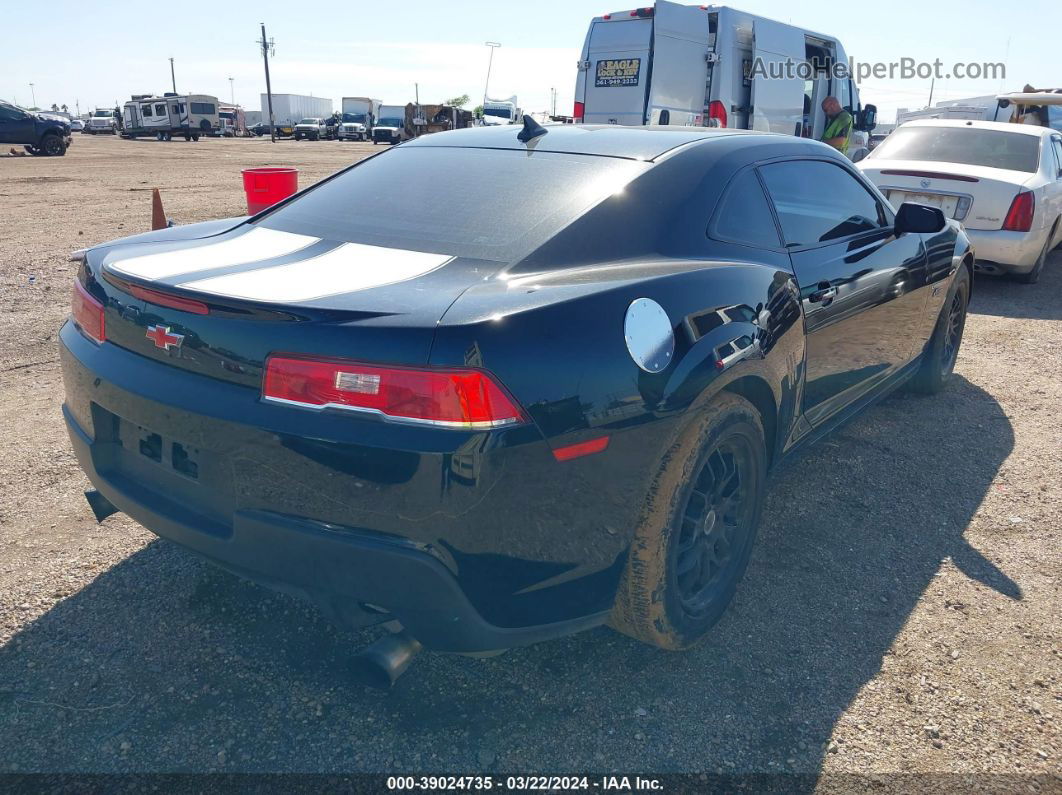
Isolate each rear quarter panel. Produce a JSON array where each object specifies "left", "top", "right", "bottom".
[{"left": 428, "top": 256, "right": 805, "bottom": 570}]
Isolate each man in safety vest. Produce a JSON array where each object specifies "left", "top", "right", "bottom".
[{"left": 820, "top": 96, "right": 853, "bottom": 156}]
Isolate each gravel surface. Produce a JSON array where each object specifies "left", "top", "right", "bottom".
[{"left": 0, "top": 135, "right": 1058, "bottom": 781}]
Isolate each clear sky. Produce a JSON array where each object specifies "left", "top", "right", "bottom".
[{"left": 3, "top": 0, "right": 1059, "bottom": 123}]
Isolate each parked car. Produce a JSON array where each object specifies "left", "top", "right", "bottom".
[
  {"left": 0, "top": 100, "right": 71, "bottom": 156},
  {"left": 293, "top": 118, "right": 326, "bottom": 140},
  {"left": 860, "top": 119, "right": 1062, "bottom": 283},
  {"left": 868, "top": 132, "right": 888, "bottom": 151},
  {"left": 70, "top": 118, "right": 85, "bottom": 132},
  {"left": 61, "top": 124, "right": 971, "bottom": 676}
]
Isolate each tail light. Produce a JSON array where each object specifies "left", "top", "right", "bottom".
[
  {"left": 263, "top": 355, "right": 527, "bottom": 430},
  {"left": 71, "top": 280, "right": 105, "bottom": 344},
  {"left": 574, "top": 101, "right": 585, "bottom": 122},
  {"left": 1002, "top": 191, "right": 1034, "bottom": 232},
  {"left": 707, "top": 100, "right": 727, "bottom": 128}
]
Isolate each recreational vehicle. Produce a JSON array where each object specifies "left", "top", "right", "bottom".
[
  {"left": 121, "top": 94, "right": 220, "bottom": 141},
  {"left": 574, "top": 2, "right": 877, "bottom": 160}
]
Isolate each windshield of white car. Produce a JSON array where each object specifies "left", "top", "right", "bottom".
[
  {"left": 869, "top": 127, "right": 1040, "bottom": 173},
  {"left": 342, "top": 113, "right": 367, "bottom": 123},
  {"left": 379, "top": 118, "right": 403, "bottom": 127},
  {"left": 256, "top": 147, "right": 649, "bottom": 262},
  {"left": 93, "top": 110, "right": 111, "bottom": 117},
  {"left": 298, "top": 118, "right": 319, "bottom": 124}
]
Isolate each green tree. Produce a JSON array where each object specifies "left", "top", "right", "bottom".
[
  {"left": 444, "top": 94, "right": 471, "bottom": 108},
  {"left": 473, "top": 105, "right": 483, "bottom": 118}
]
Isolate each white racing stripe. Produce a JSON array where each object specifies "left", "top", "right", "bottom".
[
  {"left": 106, "top": 227, "right": 318, "bottom": 281},
  {"left": 179, "top": 242, "right": 453, "bottom": 302}
]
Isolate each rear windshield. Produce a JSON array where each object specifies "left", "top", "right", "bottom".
[
  {"left": 869, "top": 126, "right": 1041, "bottom": 172},
  {"left": 257, "top": 146, "right": 649, "bottom": 262}
]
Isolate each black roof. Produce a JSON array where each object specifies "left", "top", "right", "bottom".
[{"left": 405, "top": 124, "right": 784, "bottom": 161}]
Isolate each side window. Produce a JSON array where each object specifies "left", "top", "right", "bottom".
[
  {"left": 1052, "top": 138, "right": 1062, "bottom": 176},
  {"left": 142, "top": 104, "right": 153, "bottom": 117},
  {"left": 155, "top": 104, "right": 166, "bottom": 116},
  {"left": 710, "top": 169, "right": 782, "bottom": 248},
  {"left": 0, "top": 105, "right": 22, "bottom": 121},
  {"left": 759, "top": 160, "right": 888, "bottom": 247}
]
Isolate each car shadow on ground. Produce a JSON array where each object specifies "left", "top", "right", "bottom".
[
  {"left": 968, "top": 249, "right": 1062, "bottom": 320},
  {"left": 0, "top": 375, "right": 1016, "bottom": 777}
]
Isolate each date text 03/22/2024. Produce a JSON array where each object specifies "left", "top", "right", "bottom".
[{"left": 385, "top": 776, "right": 664, "bottom": 791}]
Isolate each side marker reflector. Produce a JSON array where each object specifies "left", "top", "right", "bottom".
[{"left": 552, "top": 436, "right": 610, "bottom": 462}]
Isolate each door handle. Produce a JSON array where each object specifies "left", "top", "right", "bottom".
[{"left": 809, "top": 284, "right": 837, "bottom": 303}]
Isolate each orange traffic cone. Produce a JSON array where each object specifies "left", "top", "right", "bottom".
[{"left": 151, "top": 188, "right": 167, "bottom": 231}]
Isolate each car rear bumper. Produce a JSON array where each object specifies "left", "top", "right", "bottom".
[
  {"left": 59, "top": 322, "right": 623, "bottom": 650},
  {"left": 966, "top": 226, "right": 1050, "bottom": 273}
]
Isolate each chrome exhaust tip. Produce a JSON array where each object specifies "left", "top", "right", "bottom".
[
  {"left": 351, "top": 629, "right": 423, "bottom": 689},
  {"left": 84, "top": 489, "right": 119, "bottom": 523}
]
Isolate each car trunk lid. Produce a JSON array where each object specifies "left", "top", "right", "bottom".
[
  {"left": 861, "top": 159, "right": 1032, "bottom": 230},
  {"left": 93, "top": 225, "right": 498, "bottom": 388}
]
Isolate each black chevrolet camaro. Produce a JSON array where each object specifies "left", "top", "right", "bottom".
[{"left": 61, "top": 122, "right": 972, "bottom": 659}]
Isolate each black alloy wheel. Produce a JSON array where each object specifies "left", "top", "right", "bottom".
[
  {"left": 670, "top": 436, "right": 758, "bottom": 620},
  {"left": 40, "top": 134, "right": 64, "bottom": 156}
]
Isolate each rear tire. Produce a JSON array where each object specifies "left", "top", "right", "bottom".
[
  {"left": 908, "top": 265, "right": 970, "bottom": 394},
  {"left": 610, "top": 393, "right": 766, "bottom": 650}
]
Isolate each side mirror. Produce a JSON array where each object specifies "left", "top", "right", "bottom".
[
  {"left": 895, "top": 202, "right": 946, "bottom": 235},
  {"left": 857, "top": 104, "right": 878, "bottom": 132}
]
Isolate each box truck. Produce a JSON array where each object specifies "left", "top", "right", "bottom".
[
  {"left": 371, "top": 104, "right": 407, "bottom": 144},
  {"left": 260, "top": 94, "right": 333, "bottom": 137},
  {"left": 573, "top": 2, "right": 878, "bottom": 160},
  {"left": 338, "top": 97, "right": 382, "bottom": 140},
  {"left": 481, "top": 96, "right": 520, "bottom": 126}
]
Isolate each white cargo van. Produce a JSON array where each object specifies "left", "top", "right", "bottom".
[{"left": 573, "top": 2, "right": 878, "bottom": 160}]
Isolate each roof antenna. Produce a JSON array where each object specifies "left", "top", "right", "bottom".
[{"left": 517, "top": 114, "right": 548, "bottom": 143}]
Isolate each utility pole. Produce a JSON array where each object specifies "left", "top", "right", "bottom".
[
  {"left": 169, "top": 58, "right": 177, "bottom": 94},
  {"left": 228, "top": 77, "right": 235, "bottom": 105},
  {"left": 29, "top": 83, "right": 36, "bottom": 108},
  {"left": 259, "top": 24, "right": 276, "bottom": 142},
  {"left": 927, "top": 77, "right": 935, "bottom": 109},
  {"left": 550, "top": 87, "right": 557, "bottom": 117},
  {"left": 483, "top": 41, "right": 500, "bottom": 107}
]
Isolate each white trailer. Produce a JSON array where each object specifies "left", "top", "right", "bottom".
[
  {"left": 338, "top": 97, "right": 382, "bottom": 140},
  {"left": 573, "top": 2, "right": 878, "bottom": 160},
  {"left": 261, "top": 94, "right": 333, "bottom": 135},
  {"left": 121, "top": 94, "right": 220, "bottom": 141}
]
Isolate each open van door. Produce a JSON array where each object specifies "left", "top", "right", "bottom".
[
  {"left": 749, "top": 20, "right": 805, "bottom": 135},
  {"left": 579, "top": 10, "right": 654, "bottom": 125},
  {"left": 644, "top": 1, "right": 711, "bottom": 125}
]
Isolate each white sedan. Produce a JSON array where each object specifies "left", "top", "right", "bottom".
[{"left": 859, "top": 119, "right": 1062, "bottom": 283}]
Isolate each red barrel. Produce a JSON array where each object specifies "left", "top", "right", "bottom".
[{"left": 241, "top": 167, "right": 299, "bottom": 215}]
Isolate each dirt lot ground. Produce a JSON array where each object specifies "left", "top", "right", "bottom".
[{"left": 0, "top": 135, "right": 1058, "bottom": 784}]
